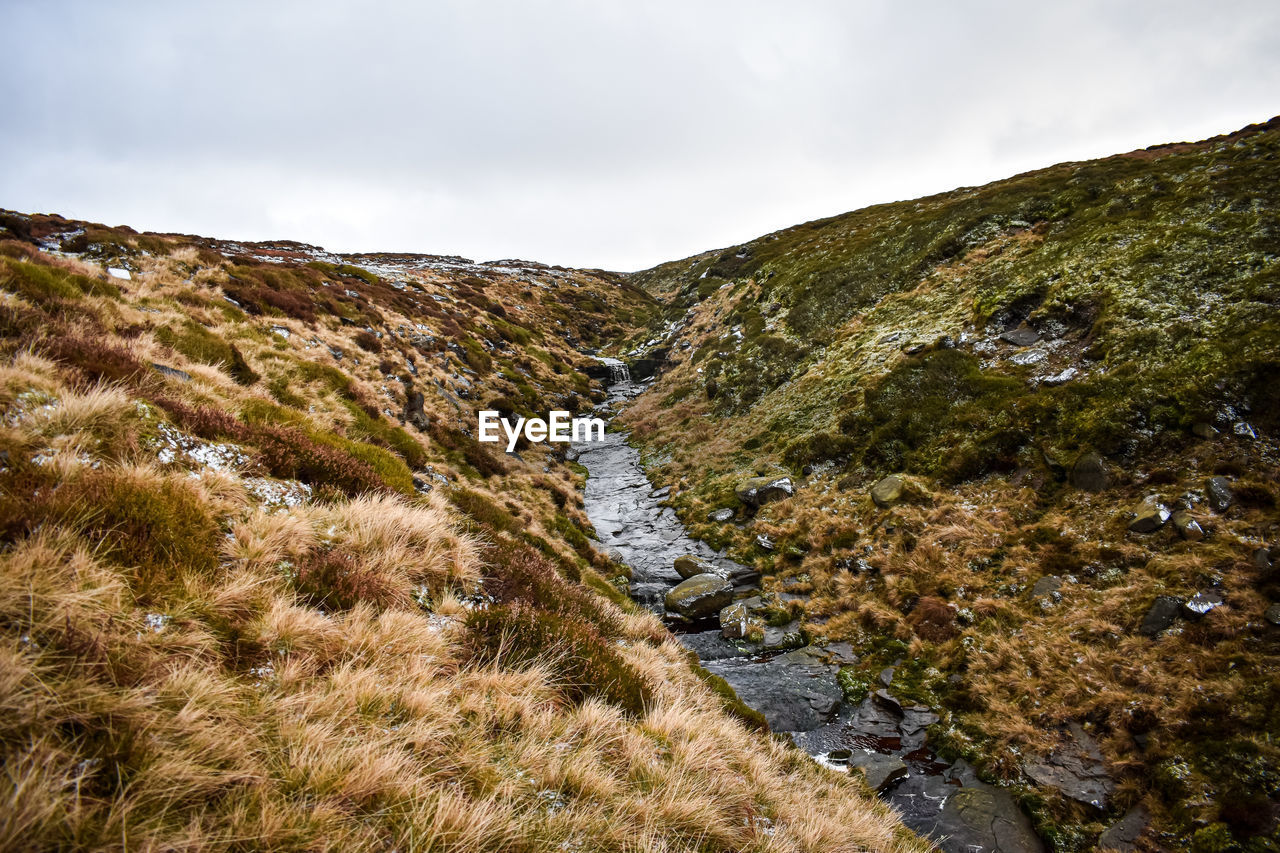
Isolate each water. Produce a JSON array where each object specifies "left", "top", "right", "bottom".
[{"left": 572, "top": 375, "right": 1045, "bottom": 853}]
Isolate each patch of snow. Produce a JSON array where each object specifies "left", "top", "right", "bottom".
[{"left": 107, "top": 267, "right": 132, "bottom": 281}]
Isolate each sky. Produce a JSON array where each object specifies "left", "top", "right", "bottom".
[{"left": 1, "top": 1, "right": 1278, "bottom": 271}]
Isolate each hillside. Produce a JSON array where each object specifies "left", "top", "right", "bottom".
[
  {"left": 617, "top": 118, "right": 1280, "bottom": 850},
  {"left": 0, "top": 216, "right": 927, "bottom": 851}
]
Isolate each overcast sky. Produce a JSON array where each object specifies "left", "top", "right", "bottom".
[{"left": 2, "top": 1, "right": 1277, "bottom": 270}]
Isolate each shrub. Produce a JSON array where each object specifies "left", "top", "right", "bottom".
[
  {"left": 250, "top": 425, "right": 390, "bottom": 497},
  {"left": 467, "top": 603, "right": 651, "bottom": 716},
  {"left": 291, "top": 547, "right": 405, "bottom": 611},
  {"left": 353, "top": 330, "right": 382, "bottom": 353},
  {"left": 153, "top": 396, "right": 248, "bottom": 441},
  {"left": 41, "top": 329, "right": 156, "bottom": 390}
]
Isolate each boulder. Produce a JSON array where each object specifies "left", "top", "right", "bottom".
[
  {"left": 1070, "top": 452, "right": 1110, "bottom": 492},
  {"left": 674, "top": 554, "right": 715, "bottom": 579},
  {"left": 1206, "top": 476, "right": 1234, "bottom": 512},
  {"left": 735, "top": 476, "right": 794, "bottom": 507},
  {"left": 707, "top": 507, "right": 736, "bottom": 523},
  {"left": 665, "top": 573, "right": 734, "bottom": 620},
  {"left": 855, "top": 753, "right": 910, "bottom": 793},
  {"left": 1181, "top": 590, "right": 1224, "bottom": 620},
  {"left": 1024, "top": 723, "right": 1115, "bottom": 811},
  {"left": 1128, "top": 501, "right": 1169, "bottom": 533},
  {"left": 1139, "top": 596, "right": 1183, "bottom": 637},
  {"left": 719, "top": 602, "right": 752, "bottom": 639},
  {"left": 1170, "top": 510, "right": 1204, "bottom": 541},
  {"left": 870, "top": 475, "right": 906, "bottom": 507}
]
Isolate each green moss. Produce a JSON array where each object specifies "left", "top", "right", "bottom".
[
  {"left": 0, "top": 258, "right": 121, "bottom": 305},
  {"left": 154, "top": 319, "right": 258, "bottom": 384}
]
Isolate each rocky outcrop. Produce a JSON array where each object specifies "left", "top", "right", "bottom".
[
  {"left": 665, "top": 573, "right": 734, "bottom": 620},
  {"left": 735, "top": 475, "right": 794, "bottom": 507}
]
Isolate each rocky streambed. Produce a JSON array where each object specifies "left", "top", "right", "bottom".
[{"left": 572, "top": 371, "right": 1045, "bottom": 853}]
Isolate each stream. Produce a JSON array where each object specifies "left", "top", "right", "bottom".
[{"left": 571, "top": 366, "right": 1045, "bottom": 853}]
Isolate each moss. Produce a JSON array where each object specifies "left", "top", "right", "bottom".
[
  {"left": 154, "top": 319, "right": 258, "bottom": 384},
  {"left": 0, "top": 257, "right": 120, "bottom": 305}
]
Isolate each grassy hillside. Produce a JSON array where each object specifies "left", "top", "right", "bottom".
[
  {"left": 620, "top": 118, "right": 1280, "bottom": 850},
  {"left": 0, "top": 217, "right": 927, "bottom": 852}
]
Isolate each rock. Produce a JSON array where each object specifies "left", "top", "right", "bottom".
[
  {"left": 1139, "top": 596, "right": 1183, "bottom": 637},
  {"left": 924, "top": 785, "right": 1046, "bottom": 853},
  {"left": 403, "top": 387, "right": 430, "bottom": 431},
  {"left": 1265, "top": 603, "right": 1280, "bottom": 626},
  {"left": 871, "top": 689, "right": 904, "bottom": 716},
  {"left": 650, "top": 485, "right": 670, "bottom": 498},
  {"left": 1070, "top": 452, "right": 1110, "bottom": 492},
  {"left": 1000, "top": 324, "right": 1040, "bottom": 346},
  {"left": 107, "top": 267, "right": 132, "bottom": 280},
  {"left": 1192, "top": 422, "right": 1219, "bottom": 439},
  {"left": 1254, "top": 547, "right": 1275, "bottom": 571},
  {"left": 664, "top": 573, "right": 734, "bottom": 620},
  {"left": 735, "top": 476, "right": 794, "bottom": 507},
  {"left": 871, "top": 475, "right": 905, "bottom": 507},
  {"left": 703, "top": 648, "right": 842, "bottom": 731},
  {"left": 1170, "top": 510, "right": 1204, "bottom": 541},
  {"left": 1206, "top": 476, "right": 1234, "bottom": 512},
  {"left": 762, "top": 626, "right": 805, "bottom": 651},
  {"left": 855, "top": 753, "right": 910, "bottom": 793},
  {"left": 674, "top": 554, "right": 715, "bottom": 579},
  {"left": 1031, "top": 576, "right": 1062, "bottom": 598},
  {"left": 1024, "top": 723, "right": 1116, "bottom": 811},
  {"left": 1098, "top": 804, "right": 1149, "bottom": 852},
  {"left": 1234, "top": 422, "right": 1257, "bottom": 439},
  {"left": 878, "top": 666, "right": 895, "bottom": 688},
  {"left": 719, "top": 602, "right": 751, "bottom": 639},
  {"left": 707, "top": 507, "right": 736, "bottom": 523},
  {"left": 150, "top": 362, "right": 191, "bottom": 382},
  {"left": 755, "top": 534, "right": 774, "bottom": 551},
  {"left": 1181, "top": 590, "right": 1224, "bottom": 620},
  {"left": 1128, "top": 501, "right": 1170, "bottom": 533}
]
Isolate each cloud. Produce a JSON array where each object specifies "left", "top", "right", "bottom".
[{"left": 2, "top": 0, "right": 1277, "bottom": 269}]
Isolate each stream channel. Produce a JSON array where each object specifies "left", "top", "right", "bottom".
[{"left": 570, "top": 365, "right": 1045, "bottom": 853}]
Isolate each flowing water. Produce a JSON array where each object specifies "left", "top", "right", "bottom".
[{"left": 572, "top": 369, "right": 1044, "bottom": 853}]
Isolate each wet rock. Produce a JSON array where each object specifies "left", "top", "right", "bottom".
[
  {"left": 704, "top": 648, "right": 842, "bottom": 731},
  {"left": 1139, "top": 596, "right": 1183, "bottom": 637},
  {"left": 901, "top": 705, "right": 941, "bottom": 736},
  {"left": 1265, "top": 603, "right": 1280, "bottom": 626},
  {"left": 1170, "top": 510, "right": 1204, "bottom": 541},
  {"left": 822, "top": 641, "right": 858, "bottom": 665},
  {"left": 674, "top": 554, "right": 716, "bottom": 579},
  {"left": 1098, "top": 804, "right": 1149, "bottom": 852},
  {"left": 1128, "top": 500, "right": 1170, "bottom": 533},
  {"left": 707, "top": 507, "right": 736, "bottom": 522},
  {"left": 1192, "top": 422, "right": 1219, "bottom": 439},
  {"left": 762, "top": 625, "right": 805, "bottom": 651},
  {"left": 855, "top": 753, "right": 909, "bottom": 793},
  {"left": 719, "top": 602, "right": 752, "bottom": 639},
  {"left": 1024, "top": 723, "right": 1115, "bottom": 811},
  {"left": 871, "top": 475, "right": 905, "bottom": 507},
  {"left": 1207, "top": 476, "right": 1234, "bottom": 512},
  {"left": 1070, "top": 452, "right": 1110, "bottom": 492},
  {"left": 735, "top": 475, "right": 794, "bottom": 507},
  {"left": 665, "top": 573, "right": 733, "bottom": 620},
  {"left": 1000, "top": 324, "right": 1040, "bottom": 346},
  {"left": 1181, "top": 590, "right": 1224, "bottom": 620},
  {"left": 872, "top": 689, "right": 904, "bottom": 716},
  {"left": 927, "top": 785, "right": 1046, "bottom": 853}
]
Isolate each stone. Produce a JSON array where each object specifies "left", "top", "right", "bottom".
[
  {"left": 923, "top": 785, "right": 1046, "bottom": 853},
  {"left": 1070, "top": 452, "right": 1110, "bottom": 492},
  {"left": 150, "top": 362, "right": 191, "bottom": 383},
  {"left": 734, "top": 476, "right": 794, "bottom": 507},
  {"left": 1139, "top": 596, "right": 1183, "bottom": 637},
  {"left": 1098, "top": 804, "right": 1149, "bottom": 852},
  {"left": 855, "top": 753, "right": 910, "bottom": 793},
  {"left": 1031, "top": 576, "right": 1062, "bottom": 598},
  {"left": 1181, "top": 590, "right": 1225, "bottom": 620},
  {"left": 762, "top": 626, "right": 805, "bottom": 651},
  {"left": 1170, "top": 510, "right": 1204, "bottom": 541},
  {"left": 719, "top": 602, "right": 751, "bottom": 639},
  {"left": 1000, "top": 324, "right": 1040, "bottom": 346},
  {"left": 664, "top": 573, "right": 734, "bottom": 620},
  {"left": 871, "top": 689, "right": 904, "bottom": 716},
  {"left": 1206, "top": 476, "right": 1234, "bottom": 512},
  {"left": 1128, "top": 501, "right": 1169, "bottom": 533},
  {"left": 1234, "top": 422, "right": 1257, "bottom": 439},
  {"left": 403, "top": 387, "right": 430, "bottom": 431},
  {"left": 703, "top": 648, "right": 842, "bottom": 731},
  {"left": 1192, "top": 422, "right": 1219, "bottom": 439},
  {"left": 1024, "top": 723, "right": 1116, "bottom": 811},
  {"left": 1265, "top": 603, "right": 1280, "bottom": 626},
  {"left": 674, "top": 554, "right": 715, "bottom": 579},
  {"left": 707, "top": 507, "right": 736, "bottom": 523},
  {"left": 1254, "top": 547, "right": 1275, "bottom": 571},
  {"left": 878, "top": 666, "right": 896, "bottom": 688},
  {"left": 755, "top": 534, "right": 774, "bottom": 551},
  {"left": 871, "top": 475, "right": 904, "bottom": 507}
]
